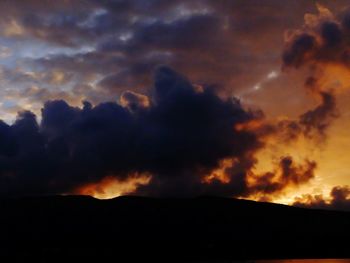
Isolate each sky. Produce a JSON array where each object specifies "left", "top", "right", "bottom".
[{"left": 0, "top": 0, "right": 349, "bottom": 210}]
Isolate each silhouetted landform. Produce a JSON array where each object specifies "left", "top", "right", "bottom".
[{"left": 0, "top": 196, "right": 349, "bottom": 261}]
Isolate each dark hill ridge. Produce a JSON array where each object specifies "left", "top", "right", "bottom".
[{"left": 0, "top": 195, "right": 349, "bottom": 260}]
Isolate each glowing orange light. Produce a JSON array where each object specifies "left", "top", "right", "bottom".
[
  {"left": 202, "top": 158, "right": 235, "bottom": 184},
  {"left": 235, "top": 119, "right": 266, "bottom": 132},
  {"left": 75, "top": 172, "right": 151, "bottom": 199}
]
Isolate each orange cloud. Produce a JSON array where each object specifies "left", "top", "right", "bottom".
[{"left": 75, "top": 173, "right": 152, "bottom": 199}]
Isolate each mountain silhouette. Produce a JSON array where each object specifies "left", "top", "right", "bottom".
[{"left": 0, "top": 195, "right": 349, "bottom": 261}]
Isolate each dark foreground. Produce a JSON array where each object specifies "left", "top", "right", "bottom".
[{"left": 0, "top": 195, "right": 349, "bottom": 261}]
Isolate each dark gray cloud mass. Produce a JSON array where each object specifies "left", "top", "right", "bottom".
[
  {"left": 0, "top": 67, "right": 257, "bottom": 196},
  {"left": 0, "top": 67, "right": 318, "bottom": 198}
]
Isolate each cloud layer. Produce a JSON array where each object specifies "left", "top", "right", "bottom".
[
  {"left": 0, "top": 0, "right": 333, "bottom": 120},
  {"left": 0, "top": 1, "right": 349, "bottom": 211},
  {"left": 0, "top": 67, "right": 317, "bottom": 199}
]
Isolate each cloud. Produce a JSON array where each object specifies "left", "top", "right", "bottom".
[
  {"left": 17, "top": 0, "right": 322, "bottom": 108},
  {"left": 0, "top": 2, "right": 348, "bottom": 199},
  {"left": 282, "top": 3, "right": 350, "bottom": 69},
  {"left": 280, "top": 4, "right": 349, "bottom": 141},
  {"left": 299, "top": 90, "right": 338, "bottom": 138},
  {"left": 119, "top": 90, "right": 150, "bottom": 111},
  {"left": 0, "top": 47, "right": 12, "bottom": 58},
  {"left": 0, "top": 67, "right": 254, "bottom": 196},
  {"left": 235, "top": 89, "right": 338, "bottom": 144},
  {"left": 0, "top": 67, "right": 318, "bottom": 198},
  {"left": 0, "top": 1, "right": 348, "bottom": 101},
  {"left": 249, "top": 156, "right": 316, "bottom": 196},
  {"left": 283, "top": 33, "right": 317, "bottom": 68},
  {"left": 293, "top": 185, "right": 350, "bottom": 211}
]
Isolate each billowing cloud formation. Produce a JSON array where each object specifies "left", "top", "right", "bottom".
[
  {"left": 0, "top": 67, "right": 317, "bottom": 198},
  {"left": 249, "top": 156, "right": 316, "bottom": 196},
  {"left": 280, "top": 4, "right": 350, "bottom": 139},
  {"left": 283, "top": 3, "right": 350, "bottom": 69},
  {"left": 280, "top": 90, "right": 338, "bottom": 141},
  {"left": 293, "top": 185, "right": 350, "bottom": 211},
  {"left": 237, "top": 88, "right": 338, "bottom": 145}
]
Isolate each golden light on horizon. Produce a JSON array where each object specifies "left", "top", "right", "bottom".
[{"left": 75, "top": 173, "right": 152, "bottom": 199}]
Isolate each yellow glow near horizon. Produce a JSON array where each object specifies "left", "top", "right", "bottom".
[{"left": 76, "top": 173, "right": 151, "bottom": 199}]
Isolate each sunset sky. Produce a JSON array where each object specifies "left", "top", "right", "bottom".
[{"left": 0, "top": 0, "right": 350, "bottom": 210}]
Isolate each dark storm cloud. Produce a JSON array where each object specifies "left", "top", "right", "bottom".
[
  {"left": 0, "top": 67, "right": 317, "bottom": 197},
  {"left": 293, "top": 185, "right": 350, "bottom": 211},
  {"left": 0, "top": 67, "right": 256, "bottom": 196},
  {"left": 139, "top": 154, "right": 317, "bottom": 198}
]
